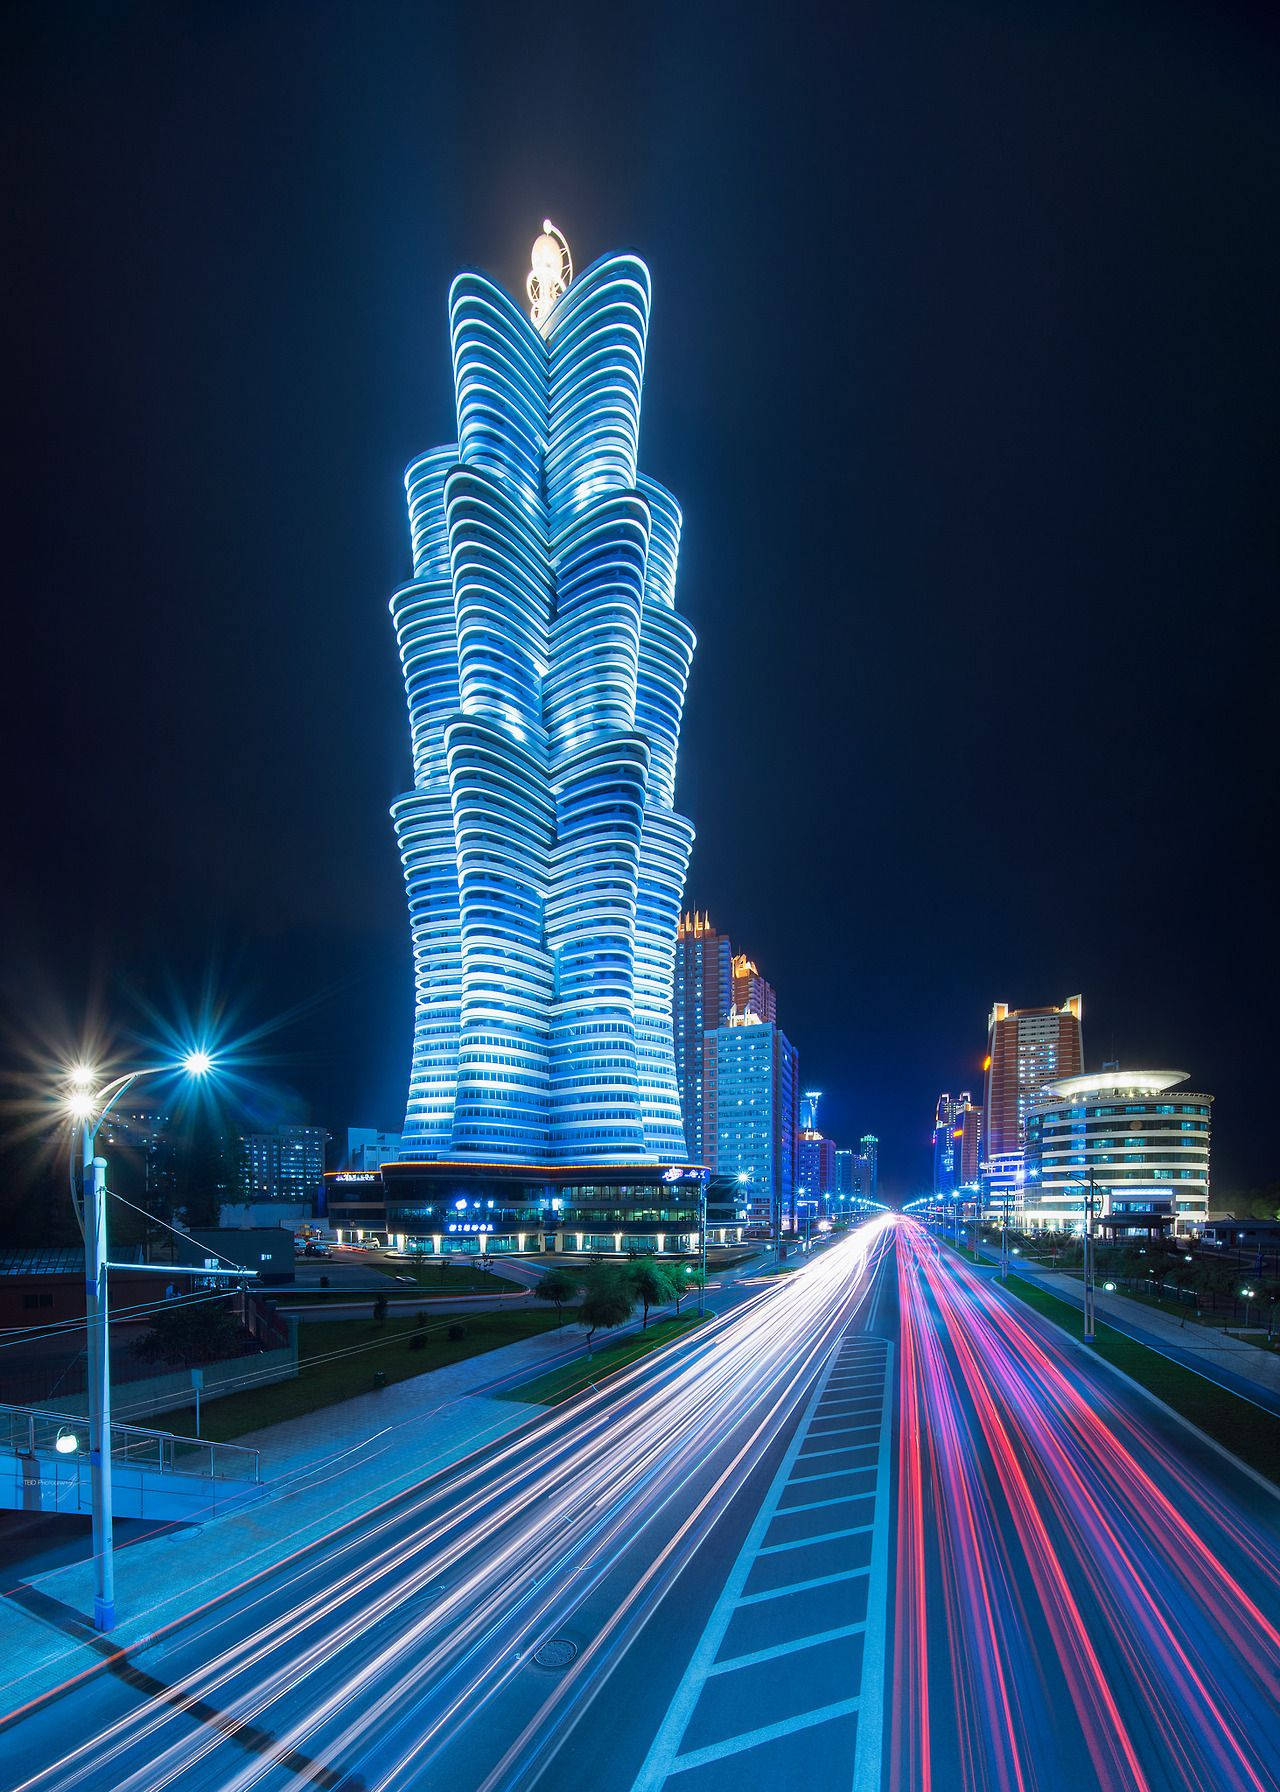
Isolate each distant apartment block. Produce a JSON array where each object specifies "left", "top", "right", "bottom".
[{"left": 983, "top": 996, "right": 1083, "bottom": 1157}]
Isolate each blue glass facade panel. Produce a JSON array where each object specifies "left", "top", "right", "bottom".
[{"left": 393, "top": 248, "right": 694, "bottom": 1163}]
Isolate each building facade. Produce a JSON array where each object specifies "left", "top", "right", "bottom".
[
  {"left": 732, "top": 955, "right": 777, "bottom": 1026},
  {"left": 860, "top": 1135, "right": 880, "bottom": 1203},
  {"left": 705, "top": 1015, "right": 799, "bottom": 1232},
  {"left": 1024, "top": 1069, "right": 1212, "bottom": 1237},
  {"left": 239, "top": 1126, "right": 329, "bottom": 1209},
  {"left": 797, "top": 1130, "right": 837, "bottom": 1213},
  {"left": 933, "top": 1092, "right": 982, "bottom": 1193},
  {"left": 97, "top": 1109, "right": 177, "bottom": 1218},
  {"left": 983, "top": 996, "right": 1084, "bottom": 1157},
  {"left": 391, "top": 230, "right": 695, "bottom": 1166},
  {"left": 673, "top": 911, "right": 733, "bottom": 1164},
  {"left": 345, "top": 1128, "right": 403, "bottom": 1172}
]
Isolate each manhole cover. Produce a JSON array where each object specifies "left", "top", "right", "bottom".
[{"left": 533, "top": 1637, "right": 578, "bottom": 1669}]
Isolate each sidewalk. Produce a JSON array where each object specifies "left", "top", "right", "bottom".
[
  {"left": 0, "top": 1316, "right": 589, "bottom": 1715},
  {"left": 976, "top": 1248, "right": 1280, "bottom": 1415},
  {"left": 0, "top": 1250, "right": 769, "bottom": 1714}
]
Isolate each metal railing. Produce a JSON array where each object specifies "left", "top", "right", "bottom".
[{"left": 0, "top": 1402, "right": 261, "bottom": 1484}]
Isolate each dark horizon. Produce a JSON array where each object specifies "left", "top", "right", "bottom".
[{"left": 4, "top": 3, "right": 1278, "bottom": 1201}]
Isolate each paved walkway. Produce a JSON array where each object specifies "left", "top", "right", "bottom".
[
  {"left": 0, "top": 1317, "right": 587, "bottom": 1714},
  {"left": 975, "top": 1247, "right": 1280, "bottom": 1415},
  {"left": 0, "top": 1250, "right": 772, "bottom": 1712}
]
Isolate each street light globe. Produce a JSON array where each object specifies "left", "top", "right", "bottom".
[
  {"left": 66, "top": 1090, "right": 96, "bottom": 1119},
  {"left": 183, "top": 1050, "right": 213, "bottom": 1077},
  {"left": 69, "top": 1064, "right": 97, "bottom": 1089},
  {"left": 1103, "top": 1281, "right": 1116, "bottom": 1292},
  {"left": 54, "top": 1428, "right": 79, "bottom": 1455}
]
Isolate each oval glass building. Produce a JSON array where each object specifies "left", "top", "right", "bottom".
[{"left": 389, "top": 233, "right": 696, "bottom": 1169}]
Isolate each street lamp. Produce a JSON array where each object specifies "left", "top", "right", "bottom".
[
  {"left": 1241, "top": 1286, "right": 1257, "bottom": 1327},
  {"left": 1082, "top": 1174, "right": 1099, "bottom": 1343},
  {"left": 65, "top": 1048, "right": 254, "bottom": 1631}
]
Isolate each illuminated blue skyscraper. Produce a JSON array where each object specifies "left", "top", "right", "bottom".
[{"left": 390, "top": 226, "right": 696, "bottom": 1165}]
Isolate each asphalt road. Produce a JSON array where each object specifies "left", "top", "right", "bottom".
[
  {"left": 891, "top": 1222, "right": 1280, "bottom": 1792},
  {"left": 3, "top": 1218, "right": 1278, "bottom": 1792},
  {"left": 0, "top": 1227, "right": 894, "bottom": 1792}
]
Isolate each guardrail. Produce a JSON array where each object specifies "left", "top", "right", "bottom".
[{"left": 0, "top": 1401, "right": 261, "bottom": 1485}]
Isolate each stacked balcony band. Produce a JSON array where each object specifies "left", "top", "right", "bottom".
[{"left": 391, "top": 251, "right": 696, "bottom": 1163}]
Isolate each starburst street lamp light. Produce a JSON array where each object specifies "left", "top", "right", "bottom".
[{"left": 64, "top": 1045, "right": 256, "bottom": 1632}]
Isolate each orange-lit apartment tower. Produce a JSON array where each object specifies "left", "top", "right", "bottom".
[
  {"left": 957, "top": 1100, "right": 983, "bottom": 1182},
  {"left": 731, "top": 954, "right": 777, "bottom": 1025},
  {"left": 983, "top": 996, "right": 1083, "bottom": 1157}
]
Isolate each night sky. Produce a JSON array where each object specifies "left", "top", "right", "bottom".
[{"left": 4, "top": 3, "right": 1277, "bottom": 1199}]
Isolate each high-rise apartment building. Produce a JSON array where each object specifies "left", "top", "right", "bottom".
[
  {"left": 674, "top": 912, "right": 733, "bottom": 1164},
  {"left": 98, "top": 1109, "right": 177, "bottom": 1217},
  {"left": 390, "top": 230, "right": 694, "bottom": 1165},
  {"left": 239, "top": 1125, "right": 329, "bottom": 1208},
  {"left": 705, "top": 1014, "right": 799, "bottom": 1231},
  {"left": 983, "top": 997, "right": 1083, "bottom": 1158},
  {"left": 933, "top": 1093, "right": 983, "bottom": 1192},
  {"left": 732, "top": 954, "right": 777, "bottom": 1026},
  {"left": 797, "top": 1129, "right": 837, "bottom": 1207},
  {"left": 860, "top": 1134, "right": 880, "bottom": 1202}
]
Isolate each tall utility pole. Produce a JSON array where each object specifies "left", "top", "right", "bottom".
[
  {"left": 697, "top": 1175, "right": 707, "bottom": 1318},
  {"left": 83, "top": 1150, "right": 114, "bottom": 1630},
  {"left": 66, "top": 1050, "right": 252, "bottom": 1632},
  {"left": 1082, "top": 1175, "right": 1097, "bottom": 1343}
]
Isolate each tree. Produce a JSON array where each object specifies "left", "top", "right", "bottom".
[
  {"left": 579, "top": 1273, "right": 633, "bottom": 1348},
  {"left": 539, "top": 1267, "right": 579, "bottom": 1327},
  {"left": 133, "top": 1300, "right": 245, "bottom": 1368},
  {"left": 627, "top": 1258, "right": 677, "bottom": 1330}
]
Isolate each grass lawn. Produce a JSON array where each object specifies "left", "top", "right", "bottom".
[
  {"left": 281, "top": 1266, "right": 522, "bottom": 1303},
  {"left": 161, "top": 1308, "right": 570, "bottom": 1442},
  {"left": 505, "top": 1312, "right": 708, "bottom": 1406},
  {"left": 1003, "top": 1274, "right": 1280, "bottom": 1484},
  {"left": 942, "top": 1240, "right": 985, "bottom": 1264}
]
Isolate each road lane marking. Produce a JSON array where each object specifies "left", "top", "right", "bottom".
[
  {"left": 632, "top": 1330, "right": 893, "bottom": 1792},
  {"left": 756, "top": 1523, "right": 874, "bottom": 1556},
  {"left": 787, "top": 1463, "right": 877, "bottom": 1488},
  {"left": 851, "top": 1337, "right": 894, "bottom": 1792},
  {"left": 666, "top": 1698, "right": 861, "bottom": 1775},
  {"left": 707, "top": 1621, "right": 868, "bottom": 1676},
  {"left": 776, "top": 1491, "right": 875, "bottom": 1517},
  {"left": 735, "top": 1566, "right": 872, "bottom": 1606}
]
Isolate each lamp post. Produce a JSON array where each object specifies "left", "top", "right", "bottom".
[
  {"left": 1082, "top": 1174, "right": 1098, "bottom": 1344},
  {"left": 65, "top": 1050, "right": 248, "bottom": 1631},
  {"left": 698, "top": 1172, "right": 707, "bottom": 1319}
]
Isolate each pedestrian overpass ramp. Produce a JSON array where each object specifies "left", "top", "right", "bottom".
[{"left": 0, "top": 1403, "right": 263, "bottom": 1524}]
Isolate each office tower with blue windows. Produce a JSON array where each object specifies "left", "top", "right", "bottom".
[{"left": 388, "top": 226, "right": 696, "bottom": 1175}]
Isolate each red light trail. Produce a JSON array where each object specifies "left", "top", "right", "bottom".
[{"left": 892, "top": 1220, "right": 1280, "bottom": 1792}]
